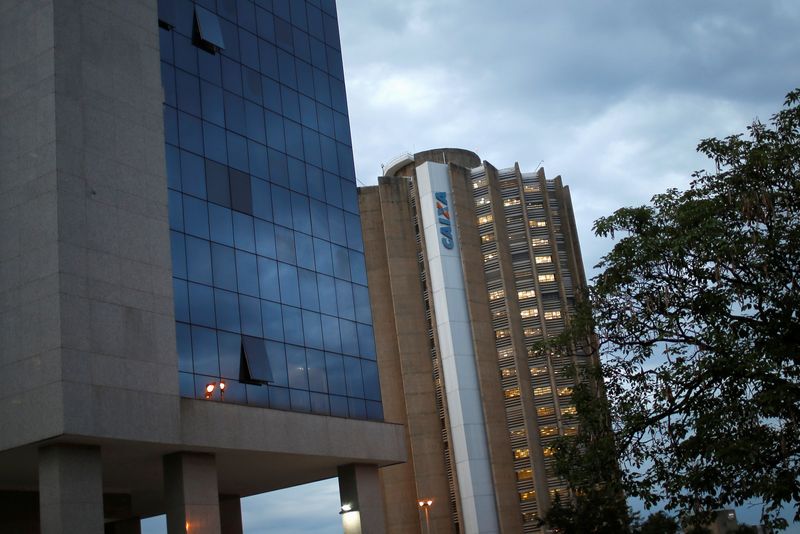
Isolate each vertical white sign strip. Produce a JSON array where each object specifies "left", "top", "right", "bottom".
[{"left": 416, "top": 162, "right": 500, "bottom": 534}]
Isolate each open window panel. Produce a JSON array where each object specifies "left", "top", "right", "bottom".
[
  {"left": 158, "top": 2, "right": 176, "bottom": 30},
  {"left": 240, "top": 336, "right": 273, "bottom": 385},
  {"left": 193, "top": 6, "right": 225, "bottom": 53}
]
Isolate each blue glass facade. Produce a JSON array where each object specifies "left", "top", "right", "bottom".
[{"left": 158, "top": 0, "right": 382, "bottom": 420}]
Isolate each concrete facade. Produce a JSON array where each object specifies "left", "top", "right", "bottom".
[
  {"left": 360, "top": 149, "right": 592, "bottom": 534},
  {"left": 0, "top": 0, "right": 405, "bottom": 532}
]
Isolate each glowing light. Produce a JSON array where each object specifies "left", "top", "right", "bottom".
[
  {"left": 340, "top": 503, "right": 352, "bottom": 513},
  {"left": 417, "top": 499, "right": 433, "bottom": 507}
]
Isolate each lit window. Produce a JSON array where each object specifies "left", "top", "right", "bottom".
[
  {"left": 529, "top": 220, "right": 547, "bottom": 228},
  {"left": 530, "top": 367, "right": 548, "bottom": 376},
  {"left": 520, "top": 308, "right": 539, "bottom": 318},
  {"left": 502, "top": 368, "right": 517, "bottom": 378},
  {"left": 543, "top": 446, "right": 555, "bottom": 457},
  {"left": 527, "top": 202, "right": 544, "bottom": 210},
  {"left": 534, "top": 255, "right": 552, "bottom": 264},
  {"left": 518, "top": 289, "right": 536, "bottom": 300},
  {"left": 523, "top": 184, "right": 540, "bottom": 193},
  {"left": 476, "top": 196, "right": 491, "bottom": 206},
  {"left": 498, "top": 347, "right": 514, "bottom": 359},
  {"left": 516, "top": 469, "right": 533, "bottom": 481},
  {"left": 493, "top": 309, "right": 507, "bottom": 319},
  {"left": 488, "top": 289, "right": 505, "bottom": 301},
  {"left": 538, "top": 273, "right": 555, "bottom": 283},
  {"left": 531, "top": 238, "right": 549, "bottom": 247},
  {"left": 537, "top": 406, "right": 555, "bottom": 418},
  {"left": 520, "top": 490, "right": 536, "bottom": 502},
  {"left": 540, "top": 425, "right": 559, "bottom": 437},
  {"left": 524, "top": 327, "right": 541, "bottom": 337},
  {"left": 510, "top": 428, "right": 526, "bottom": 438},
  {"left": 473, "top": 177, "right": 488, "bottom": 189},
  {"left": 504, "top": 387, "right": 521, "bottom": 399},
  {"left": 533, "top": 386, "right": 552, "bottom": 396},
  {"left": 523, "top": 512, "right": 539, "bottom": 523},
  {"left": 557, "top": 386, "right": 573, "bottom": 396},
  {"left": 484, "top": 252, "right": 497, "bottom": 263},
  {"left": 481, "top": 233, "right": 495, "bottom": 243},
  {"left": 514, "top": 448, "right": 530, "bottom": 459},
  {"left": 504, "top": 198, "right": 521, "bottom": 207},
  {"left": 561, "top": 406, "right": 577, "bottom": 416},
  {"left": 563, "top": 426, "right": 578, "bottom": 436},
  {"left": 544, "top": 310, "right": 562, "bottom": 320},
  {"left": 477, "top": 214, "right": 493, "bottom": 225},
  {"left": 495, "top": 329, "right": 511, "bottom": 340}
]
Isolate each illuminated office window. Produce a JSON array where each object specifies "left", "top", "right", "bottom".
[
  {"left": 533, "top": 386, "right": 552, "bottom": 397},
  {"left": 534, "top": 255, "right": 552, "bottom": 264},
  {"left": 504, "top": 387, "right": 521, "bottom": 399},
  {"left": 488, "top": 289, "right": 505, "bottom": 301},
  {"left": 520, "top": 307, "right": 539, "bottom": 318},
  {"left": 518, "top": 289, "right": 536, "bottom": 299},
  {"left": 477, "top": 214, "right": 493, "bottom": 225},
  {"left": 544, "top": 310, "right": 562, "bottom": 320},
  {"left": 538, "top": 273, "right": 556, "bottom": 283},
  {"left": 529, "top": 220, "right": 547, "bottom": 228},
  {"left": 531, "top": 238, "right": 549, "bottom": 247}
]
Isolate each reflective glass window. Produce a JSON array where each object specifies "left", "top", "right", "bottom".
[
  {"left": 214, "top": 288, "right": 241, "bottom": 332},
  {"left": 282, "top": 305, "right": 303, "bottom": 345},
  {"left": 176, "top": 322, "right": 193, "bottom": 373},
  {"left": 239, "top": 294, "right": 263, "bottom": 336},
  {"left": 262, "top": 300, "right": 284, "bottom": 341},
  {"left": 302, "top": 310, "right": 323, "bottom": 349},
  {"left": 173, "top": 279, "right": 190, "bottom": 323},
  {"left": 321, "top": 314, "right": 341, "bottom": 352},
  {"left": 278, "top": 262, "right": 300, "bottom": 306},
  {"left": 265, "top": 341, "right": 288, "bottom": 386},
  {"left": 192, "top": 326, "right": 220, "bottom": 375},
  {"left": 208, "top": 204, "right": 235, "bottom": 246},
  {"left": 233, "top": 212, "right": 256, "bottom": 253},
  {"left": 211, "top": 243, "right": 237, "bottom": 291},
  {"left": 254, "top": 220, "right": 277, "bottom": 258},
  {"left": 343, "top": 356, "right": 364, "bottom": 398},
  {"left": 188, "top": 282, "right": 216, "bottom": 328},
  {"left": 185, "top": 236, "right": 213, "bottom": 283},
  {"left": 286, "top": 344, "right": 308, "bottom": 389}
]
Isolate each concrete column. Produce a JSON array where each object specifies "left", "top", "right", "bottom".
[
  {"left": 338, "top": 464, "right": 386, "bottom": 534},
  {"left": 219, "top": 495, "right": 243, "bottom": 534},
  {"left": 105, "top": 518, "right": 142, "bottom": 534},
  {"left": 39, "top": 444, "right": 105, "bottom": 534},
  {"left": 164, "top": 453, "right": 221, "bottom": 534}
]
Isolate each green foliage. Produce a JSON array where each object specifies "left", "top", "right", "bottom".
[
  {"left": 540, "top": 89, "right": 799, "bottom": 532},
  {"left": 584, "top": 89, "right": 800, "bottom": 529}
]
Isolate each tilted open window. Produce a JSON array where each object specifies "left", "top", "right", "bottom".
[
  {"left": 193, "top": 6, "right": 226, "bottom": 53},
  {"left": 240, "top": 336, "right": 273, "bottom": 385}
]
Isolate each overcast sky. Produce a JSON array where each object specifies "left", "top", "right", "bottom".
[{"left": 145, "top": 1, "right": 799, "bottom": 532}]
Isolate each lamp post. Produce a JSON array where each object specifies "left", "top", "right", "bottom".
[{"left": 417, "top": 499, "right": 433, "bottom": 534}]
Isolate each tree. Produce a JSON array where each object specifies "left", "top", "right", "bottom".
[
  {"left": 637, "top": 511, "right": 680, "bottom": 534},
  {"left": 542, "top": 359, "right": 634, "bottom": 533},
  {"left": 585, "top": 89, "right": 800, "bottom": 530}
]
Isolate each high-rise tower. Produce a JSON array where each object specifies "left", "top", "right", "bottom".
[
  {"left": 360, "top": 149, "right": 591, "bottom": 534},
  {"left": 0, "top": 1, "right": 403, "bottom": 532}
]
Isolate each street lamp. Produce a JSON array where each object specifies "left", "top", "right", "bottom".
[{"left": 417, "top": 498, "right": 433, "bottom": 534}]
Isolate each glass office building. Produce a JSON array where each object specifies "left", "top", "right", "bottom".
[{"left": 159, "top": 0, "right": 382, "bottom": 420}]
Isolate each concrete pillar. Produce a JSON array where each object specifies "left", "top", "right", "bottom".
[
  {"left": 39, "top": 444, "right": 104, "bottom": 534},
  {"left": 338, "top": 464, "right": 386, "bottom": 534},
  {"left": 219, "top": 495, "right": 243, "bottom": 534},
  {"left": 105, "top": 518, "right": 142, "bottom": 534},
  {"left": 164, "top": 453, "right": 221, "bottom": 534}
]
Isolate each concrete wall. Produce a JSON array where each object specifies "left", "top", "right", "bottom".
[{"left": 0, "top": 0, "right": 179, "bottom": 453}]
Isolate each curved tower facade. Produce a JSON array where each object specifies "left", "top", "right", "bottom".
[{"left": 360, "top": 149, "right": 592, "bottom": 533}]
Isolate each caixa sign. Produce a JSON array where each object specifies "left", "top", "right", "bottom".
[{"left": 435, "top": 191, "right": 454, "bottom": 249}]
